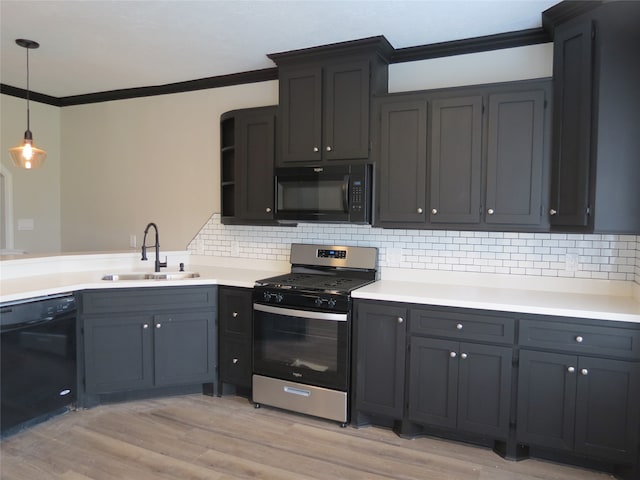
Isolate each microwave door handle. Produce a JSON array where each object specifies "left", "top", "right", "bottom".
[{"left": 342, "top": 175, "right": 350, "bottom": 213}]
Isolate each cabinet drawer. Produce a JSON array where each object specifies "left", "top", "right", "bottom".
[
  {"left": 219, "top": 337, "right": 252, "bottom": 387},
  {"left": 80, "top": 286, "right": 217, "bottom": 314},
  {"left": 519, "top": 319, "right": 640, "bottom": 359},
  {"left": 218, "top": 287, "right": 252, "bottom": 337},
  {"left": 410, "top": 306, "right": 515, "bottom": 345}
]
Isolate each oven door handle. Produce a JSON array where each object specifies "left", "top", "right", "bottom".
[{"left": 253, "top": 303, "right": 348, "bottom": 322}]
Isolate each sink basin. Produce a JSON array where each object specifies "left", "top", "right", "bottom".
[{"left": 101, "top": 272, "right": 200, "bottom": 281}]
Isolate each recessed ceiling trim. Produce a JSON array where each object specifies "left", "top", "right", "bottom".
[{"left": 1, "top": 27, "right": 551, "bottom": 108}]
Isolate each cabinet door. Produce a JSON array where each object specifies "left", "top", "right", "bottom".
[
  {"left": 153, "top": 312, "right": 216, "bottom": 387},
  {"left": 456, "top": 342, "right": 512, "bottom": 438},
  {"left": 376, "top": 98, "right": 428, "bottom": 225},
  {"left": 84, "top": 315, "right": 153, "bottom": 394},
  {"left": 407, "top": 337, "right": 458, "bottom": 429},
  {"left": 574, "top": 356, "right": 640, "bottom": 463},
  {"left": 354, "top": 302, "right": 406, "bottom": 419},
  {"left": 323, "top": 59, "right": 370, "bottom": 161},
  {"left": 486, "top": 90, "right": 546, "bottom": 226},
  {"left": 549, "top": 20, "right": 594, "bottom": 228},
  {"left": 429, "top": 96, "right": 482, "bottom": 224},
  {"left": 516, "top": 350, "right": 577, "bottom": 451},
  {"left": 278, "top": 65, "right": 322, "bottom": 164},
  {"left": 236, "top": 108, "right": 276, "bottom": 221}
]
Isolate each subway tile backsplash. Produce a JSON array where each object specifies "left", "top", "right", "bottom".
[{"left": 189, "top": 214, "right": 640, "bottom": 285}]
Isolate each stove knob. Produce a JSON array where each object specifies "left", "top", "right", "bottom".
[
  {"left": 327, "top": 298, "right": 337, "bottom": 308},
  {"left": 275, "top": 294, "right": 284, "bottom": 303},
  {"left": 263, "top": 292, "right": 272, "bottom": 302},
  {"left": 315, "top": 297, "right": 324, "bottom": 307}
]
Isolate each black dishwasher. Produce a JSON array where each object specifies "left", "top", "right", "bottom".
[{"left": 1, "top": 293, "right": 77, "bottom": 437}]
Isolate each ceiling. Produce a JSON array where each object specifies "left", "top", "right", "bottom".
[{"left": 1, "top": 0, "right": 559, "bottom": 99}]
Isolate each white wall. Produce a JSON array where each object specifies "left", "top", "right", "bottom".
[
  {"left": 60, "top": 81, "right": 278, "bottom": 252},
  {"left": 0, "top": 94, "right": 61, "bottom": 254}
]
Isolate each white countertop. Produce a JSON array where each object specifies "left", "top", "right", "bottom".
[
  {"left": 2, "top": 251, "right": 639, "bottom": 324},
  {"left": 0, "top": 251, "right": 287, "bottom": 304},
  {"left": 352, "top": 279, "right": 640, "bottom": 324}
]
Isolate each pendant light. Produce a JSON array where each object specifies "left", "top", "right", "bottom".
[{"left": 8, "top": 39, "right": 47, "bottom": 170}]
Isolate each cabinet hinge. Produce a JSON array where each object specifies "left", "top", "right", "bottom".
[
  {"left": 586, "top": 206, "right": 591, "bottom": 216},
  {"left": 544, "top": 99, "right": 548, "bottom": 109}
]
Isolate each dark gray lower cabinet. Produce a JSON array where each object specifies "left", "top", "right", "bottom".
[
  {"left": 80, "top": 286, "right": 217, "bottom": 398},
  {"left": 517, "top": 350, "right": 640, "bottom": 464},
  {"left": 353, "top": 299, "right": 640, "bottom": 478},
  {"left": 408, "top": 338, "right": 512, "bottom": 439},
  {"left": 353, "top": 301, "right": 406, "bottom": 421},
  {"left": 218, "top": 286, "right": 253, "bottom": 392}
]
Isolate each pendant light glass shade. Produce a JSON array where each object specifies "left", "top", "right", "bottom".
[{"left": 9, "top": 39, "right": 46, "bottom": 170}]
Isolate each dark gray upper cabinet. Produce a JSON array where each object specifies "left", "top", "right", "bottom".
[
  {"left": 375, "top": 97, "right": 428, "bottom": 225},
  {"left": 373, "top": 79, "right": 551, "bottom": 231},
  {"left": 545, "top": 1, "right": 640, "bottom": 233},
  {"left": 486, "top": 90, "right": 547, "bottom": 226},
  {"left": 429, "top": 95, "right": 483, "bottom": 225},
  {"left": 268, "top": 37, "right": 393, "bottom": 166},
  {"left": 220, "top": 106, "right": 278, "bottom": 225}
]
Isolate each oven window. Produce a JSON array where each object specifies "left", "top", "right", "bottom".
[
  {"left": 253, "top": 308, "right": 349, "bottom": 390},
  {"left": 277, "top": 179, "right": 346, "bottom": 212}
]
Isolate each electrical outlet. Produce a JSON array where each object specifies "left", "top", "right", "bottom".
[
  {"left": 129, "top": 234, "right": 137, "bottom": 248},
  {"left": 231, "top": 241, "right": 240, "bottom": 256},
  {"left": 387, "top": 247, "right": 402, "bottom": 267}
]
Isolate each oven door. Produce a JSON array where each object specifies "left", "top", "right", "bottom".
[{"left": 253, "top": 303, "right": 350, "bottom": 391}]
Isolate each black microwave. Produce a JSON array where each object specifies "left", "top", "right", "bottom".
[{"left": 274, "top": 164, "right": 372, "bottom": 224}]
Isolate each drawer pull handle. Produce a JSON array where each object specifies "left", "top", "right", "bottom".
[
  {"left": 232, "top": 312, "right": 239, "bottom": 318},
  {"left": 143, "top": 323, "right": 149, "bottom": 329},
  {"left": 581, "top": 368, "right": 589, "bottom": 376},
  {"left": 456, "top": 323, "right": 463, "bottom": 330},
  {"left": 460, "top": 353, "right": 468, "bottom": 360},
  {"left": 575, "top": 336, "right": 584, "bottom": 343},
  {"left": 450, "top": 351, "right": 457, "bottom": 358},
  {"left": 232, "top": 358, "right": 239, "bottom": 364},
  {"left": 397, "top": 317, "right": 404, "bottom": 324},
  {"left": 567, "top": 366, "right": 576, "bottom": 373}
]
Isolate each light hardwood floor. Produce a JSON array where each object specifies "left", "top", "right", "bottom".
[{"left": 1, "top": 394, "right": 614, "bottom": 480}]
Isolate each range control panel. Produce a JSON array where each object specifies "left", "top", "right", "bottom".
[{"left": 317, "top": 249, "right": 347, "bottom": 259}]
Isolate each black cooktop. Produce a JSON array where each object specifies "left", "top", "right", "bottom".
[{"left": 255, "top": 271, "right": 375, "bottom": 294}]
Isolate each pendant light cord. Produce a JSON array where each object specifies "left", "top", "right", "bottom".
[{"left": 26, "top": 45, "right": 30, "bottom": 133}]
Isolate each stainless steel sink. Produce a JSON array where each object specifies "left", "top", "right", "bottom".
[{"left": 101, "top": 272, "right": 200, "bottom": 281}]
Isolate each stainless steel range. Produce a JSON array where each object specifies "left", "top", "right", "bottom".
[{"left": 252, "top": 243, "right": 377, "bottom": 426}]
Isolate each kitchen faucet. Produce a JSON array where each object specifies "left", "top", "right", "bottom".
[{"left": 141, "top": 222, "right": 167, "bottom": 272}]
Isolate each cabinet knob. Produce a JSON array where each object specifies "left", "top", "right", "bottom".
[
  {"left": 460, "top": 353, "right": 468, "bottom": 359},
  {"left": 549, "top": 209, "right": 557, "bottom": 216},
  {"left": 397, "top": 317, "right": 404, "bottom": 324},
  {"left": 567, "top": 366, "right": 576, "bottom": 373},
  {"left": 417, "top": 207, "right": 423, "bottom": 214},
  {"left": 155, "top": 323, "right": 161, "bottom": 329},
  {"left": 232, "top": 312, "right": 239, "bottom": 318},
  {"left": 266, "top": 207, "right": 272, "bottom": 213},
  {"left": 313, "top": 147, "right": 319, "bottom": 153},
  {"left": 326, "top": 146, "right": 332, "bottom": 152},
  {"left": 143, "top": 323, "right": 149, "bottom": 329},
  {"left": 456, "top": 323, "right": 463, "bottom": 330},
  {"left": 450, "top": 351, "right": 457, "bottom": 358},
  {"left": 431, "top": 208, "right": 438, "bottom": 215},
  {"left": 487, "top": 208, "right": 494, "bottom": 215},
  {"left": 575, "top": 336, "right": 584, "bottom": 343},
  {"left": 581, "top": 368, "right": 589, "bottom": 376},
  {"left": 232, "top": 358, "right": 239, "bottom": 364}
]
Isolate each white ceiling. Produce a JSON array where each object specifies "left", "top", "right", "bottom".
[{"left": 1, "top": 0, "right": 559, "bottom": 99}]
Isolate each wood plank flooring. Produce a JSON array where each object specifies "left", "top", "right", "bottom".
[{"left": 1, "top": 394, "right": 614, "bottom": 480}]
